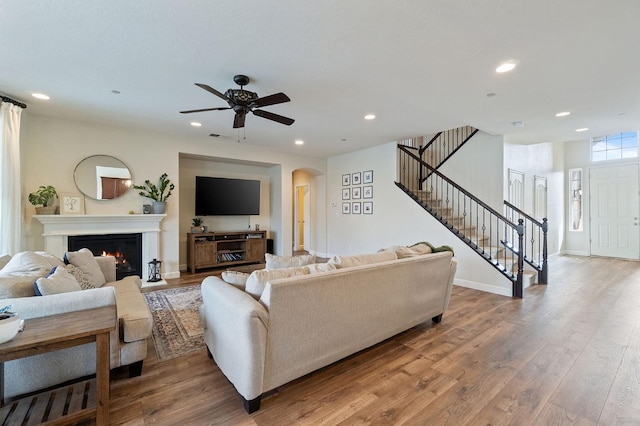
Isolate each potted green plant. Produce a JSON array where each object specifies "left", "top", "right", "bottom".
[
  {"left": 28, "top": 185, "right": 58, "bottom": 214},
  {"left": 191, "top": 217, "right": 206, "bottom": 233},
  {"left": 133, "top": 173, "right": 174, "bottom": 214}
]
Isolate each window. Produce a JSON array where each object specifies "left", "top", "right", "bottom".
[
  {"left": 569, "top": 168, "right": 583, "bottom": 231},
  {"left": 591, "top": 131, "right": 638, "bottom": 162}
]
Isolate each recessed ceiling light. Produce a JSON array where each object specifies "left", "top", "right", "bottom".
[
  {"left": 111, "top": 90, "right": 121, "bottom": 94},
  {"left": 512, "top": 121, "right": 524, "bottom": 128},
  {"left": 364, "top": 114, "right": 376, "bottom": 120},
  {"left": 31, "top": 93, "right": 50, "bottom": 100},
  {"left": 576, "top": 128, "right": 589, "bottom": 132},
  {"left": 295, "top": 139, "right": 304, "bottom": 145},
  {"left": 496, "top": 61, "right": 518, "bottom": 73},
  {"left": 190, "top": 122, "right": 202, "bottom": 127},
  {"left": 486, "top": 92, "right": 496, "bottom": 97},
  {"left": 555, "top": 111, "right": 571, "bottom": 117}
]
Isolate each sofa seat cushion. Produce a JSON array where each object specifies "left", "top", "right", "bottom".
[
  {"left": 104, "top": 281, "right": 152, "bottom": 342},
  {"left": 34, "top": 266, "right": 82, "bottom": 296},
  {"left": 245, "top": 266, "right": 310, "bottom": 299},
  {"left": 103, "top": 275, "right": 143, "bottom": 293},
  {"left": 328, "top": 251, "right": 398, "bottom": 268},
  {"left": 64, "top": 248, "right": 106, "bottom": 288},
  {"left": 265, "top": 253, "right": 316, "bottom": 270}
]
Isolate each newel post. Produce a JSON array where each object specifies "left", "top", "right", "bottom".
[
  {"left": 540, "top": 218, "right": 548, "bottom": 284},
  {"left": 514, "top": 219, "right": 525, "bottom": 298}
]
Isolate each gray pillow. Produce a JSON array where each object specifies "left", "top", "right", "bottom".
[
  {"left": 64, "top": 248, "right": 106, "bottom": 287},
  {"left": 34, "top": 266, "right": 82, "bottom": 296}
]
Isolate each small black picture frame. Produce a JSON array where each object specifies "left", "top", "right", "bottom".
[
  {"left": 363, "top": 170, "right": 373, "bottom": 184},
  {"left": 342, "top": 174, "right": 350, "bottom": 186}
]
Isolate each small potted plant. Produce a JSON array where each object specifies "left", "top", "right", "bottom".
[
  {"left": 191, "top": 217, "right": 206, "bottom": 233},
  {"left": 133, "top": 173, "right": 175, "bottom": 214},
  {"left": 28, "top": 185, "right": 58, "bottom": 215}
]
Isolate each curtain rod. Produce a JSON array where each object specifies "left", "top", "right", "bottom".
[{"left": 1, "top": 95, "right": 27, "bottom": 109}]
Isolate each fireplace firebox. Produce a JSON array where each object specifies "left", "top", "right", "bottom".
[{"left": 68, "top": 233, "right": 143, "bottom": 280}]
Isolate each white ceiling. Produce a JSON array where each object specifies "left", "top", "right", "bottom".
[{"left": 1, "top": 0, "right": 639, "bottom": 158}]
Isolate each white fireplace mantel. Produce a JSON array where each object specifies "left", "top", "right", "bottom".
[{"left": 34, "top": 214, "right": 166, "bottom": 284}]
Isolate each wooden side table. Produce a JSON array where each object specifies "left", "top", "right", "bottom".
[{"left": 0, "top": 305, "right": 116, "bottom": 425}]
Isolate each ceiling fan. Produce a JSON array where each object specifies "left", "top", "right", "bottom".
[{"left": 180, "top": 75, "right": 295, "bottom": 129}]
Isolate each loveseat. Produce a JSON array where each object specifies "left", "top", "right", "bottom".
[
  {"left": 0, "top": 250, "right": 153, "bottom": 400},
  {"left": 200, "top": 247, "right": 457, "bottom": 412}
]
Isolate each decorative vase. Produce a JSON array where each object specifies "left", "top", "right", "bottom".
[
  {"left": 35, "top": 205, "right": 56, "bottom": 215},
  {"left": 191, "top": 226, "right": 205, "bottom": 233},
  {"left": 152, "top": 201, "right": 167, "bottom": 214}
]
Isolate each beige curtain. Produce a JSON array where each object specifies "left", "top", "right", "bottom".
[{"left": 0, "top": 101, "right": 23, "bottom": 255}]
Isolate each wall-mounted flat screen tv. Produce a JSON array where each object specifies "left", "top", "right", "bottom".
[{"left": 195, "top": 176, "right": 260, "bottom": 216}]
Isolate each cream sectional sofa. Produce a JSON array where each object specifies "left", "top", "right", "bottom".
[
  {"left": 0, "top": 251, "right": 153, "bottom": 399},
  {"left": 200, "top": 248, "right": 457, "bottom": 413}
]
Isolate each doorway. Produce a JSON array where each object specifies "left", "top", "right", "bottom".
[
  {"left": 295, "top": 185, "right": 310, "bottom": 251},
  {"left": 589, "top": 164, "right": 640, "bottom": 259}
]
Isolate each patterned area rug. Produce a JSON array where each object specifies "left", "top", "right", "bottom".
[{"left": 144, "top": 285, "right": 205, "bottom": 361}]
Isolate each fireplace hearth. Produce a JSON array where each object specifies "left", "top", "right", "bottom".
[{"left": 68, "top": 233, "right": 143, "bottom": 280}]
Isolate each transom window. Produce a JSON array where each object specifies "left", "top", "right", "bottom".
[{"left": 591, "top": 131, "right": 638, "bottom": 162}]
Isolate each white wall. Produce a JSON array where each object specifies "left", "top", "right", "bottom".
[
  {"left": 326, "top": 136, "right": 514, "bottom": 296},
  {"left": 503, "top": 142, "right": 564, "bottom": 255},
  {"left": 21, "top": 114, "right": 326, "bottom": 278}
]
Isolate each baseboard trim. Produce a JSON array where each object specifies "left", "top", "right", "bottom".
[
  {"left": 560, "top": 250, "right": 589, "bottom": 256},
  {"left": 164, "top": 271, "right": 180, "bottom": 280},
  {"left": 454, "top": 278, "right": 512, "bottom": 297}
]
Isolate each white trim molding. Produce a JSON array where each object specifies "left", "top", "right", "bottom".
[{"left": 34, "top": 214, "right": 166, "bottom": 286}]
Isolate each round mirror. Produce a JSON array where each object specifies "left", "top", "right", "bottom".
[{"left": 74, "top": 155, "right": 132, "bottom": 200}]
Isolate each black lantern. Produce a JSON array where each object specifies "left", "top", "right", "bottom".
[{"left": 148, "top": 258, "right": 162, "bottom": 282}]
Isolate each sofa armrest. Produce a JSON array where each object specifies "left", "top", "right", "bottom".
[
  {"left": 95, "top": 255, "right": 117, "bottom": 283},
  {"left": 200, "top": 276, "right": 268, "bottom": 401},
  {"left": 1, "top": 286, "right": 117, "bottom": 320}
]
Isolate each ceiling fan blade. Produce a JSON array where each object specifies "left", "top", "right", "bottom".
[
  {"left": 253, "top": 109, "right": 295, "bottom": 126},
  {"left": 251, "top": 92, "right": 290, "bottom": 108},
  {"left": 179, "top": 107, "right": 231, "bottom": 114},
  {"left": 233, "top": 113, "right": 246, "bottom": 128},
  {"left": 195, "top": 83, "right": 230, "bottom": 101}
]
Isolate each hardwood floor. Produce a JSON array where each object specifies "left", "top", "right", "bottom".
[{"left": 106, "top": 255, "right": 640, "bottom": 425}]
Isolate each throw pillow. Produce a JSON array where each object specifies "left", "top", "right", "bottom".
[
  {"left": 0, "top": 254, "right": 11, "bottom": 270},
  {"left": 34, "top": 266, "right": 82, "bottom": 296},
  {"left": 328, "top": 251, "right": 398, "bottom": 269},
  {"left": 221, "top": 270, "right": 250, "bottom": 290},
  {"left": 245, "top": 266, "right": 310, "bottom": 299},
  {"left": 64, "top": 248, "right": 106, "bottom": 288},
  {"left": 265, "top": 253, "right": 316, "bottom": 270},
  {"left": 65, "top": 264, "right": 95, "bottom": 290}
]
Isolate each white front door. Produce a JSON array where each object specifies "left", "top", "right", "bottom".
[{"left": 589, "top": 164, "right": 640, "bottom": 259}]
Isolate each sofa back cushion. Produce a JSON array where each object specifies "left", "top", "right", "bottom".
[
  {"left": 0, "top": 255, "right": 11, "bottom": 270},
  {"left": 221, "top": 271, "right": 251, "bottom": 290},
  {"left": 1, "top": 252, "right": 54, "bottom": 274},
  {"left": 265, "top": 253, "right": 316, "bottom": 270},
  {"left": 34, "top": 266, "right": 82, "bottom": 296},
  {"left": 327, "top": 250, "right": 398, "bottom": 269},
  {"left": 64, "top": 248, "right": 106, "bottom": 288},
  {"left": 245, "top": 266, "right": 310, "bottom": 299}
]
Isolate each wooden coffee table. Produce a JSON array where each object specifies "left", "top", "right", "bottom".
[{"left": 0, "top": 305, "right": 116, "bottom": 425}]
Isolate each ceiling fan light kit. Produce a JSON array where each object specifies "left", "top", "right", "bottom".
[{"left": 180, "top": 74, "right": 294, "bottom": 129}]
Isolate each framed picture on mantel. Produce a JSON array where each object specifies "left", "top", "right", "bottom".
[{"left": 60, "top": 192, "right": 85, "bottom": 215}]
